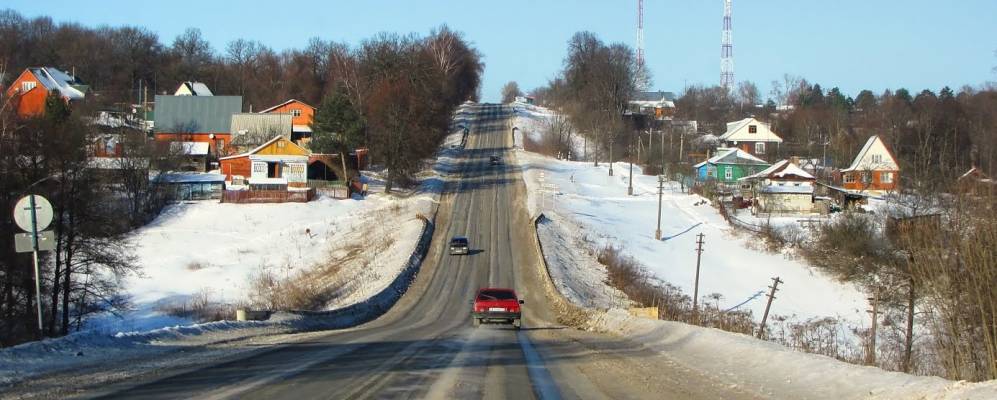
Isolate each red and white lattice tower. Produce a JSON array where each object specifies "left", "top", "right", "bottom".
[{"left": 721, "top": 0, "right": 734, "bottom": 89}]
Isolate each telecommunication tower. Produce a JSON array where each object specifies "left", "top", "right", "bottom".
[
  {"left": 721, "top": 0, "right": 734, "bottom": 89},
  {"left": 637, "top": 0, "right": 645, "bottom": 68}
]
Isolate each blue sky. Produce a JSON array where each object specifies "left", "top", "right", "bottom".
[{"left": 7, "top": 0, "right": 997, "bottom": 102}]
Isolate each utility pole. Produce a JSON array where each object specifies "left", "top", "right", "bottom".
[
  {"left": 867, "top": 289, "right": 880, "bottom": 366},
  {"left": 758, "top": 276, "right": 782, "bottom": 339},
  {"left": 655, "top": 175, "right": 664, "bottom": 240},
  {"left": 679, "top": 130, "right": 685, "bottom": 165},
  {"left": 692, "top": 233, "right": 705, "bottom": 323},
  {"left": 628, "top": 145, "right": 635, "bottom": 196}
]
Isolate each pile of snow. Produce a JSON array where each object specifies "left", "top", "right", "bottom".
[
  {"left": 588, "top": 309, "right": 997, "bottom": 399},
  {"left": 516, "top": 150, "right": 868, "bottom": 327}
]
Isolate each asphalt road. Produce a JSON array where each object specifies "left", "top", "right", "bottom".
[{"left": 76, "top": 104, "right": 763, "bottom": 400}]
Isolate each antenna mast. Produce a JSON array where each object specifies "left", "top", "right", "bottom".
[
  {"left": 637, "top": 0, "right": 645, "bottom": 68},
  {"left": 721, "top": 0, "right": 734, "bottom": 89}
]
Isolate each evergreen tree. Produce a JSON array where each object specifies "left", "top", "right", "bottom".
[{"left": 310, "top": 88, "right": 366, "bottom": 174}]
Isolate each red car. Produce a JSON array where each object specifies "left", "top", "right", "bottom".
[{"left": 471, "top": 288, "right": 524, "bottom": 329}]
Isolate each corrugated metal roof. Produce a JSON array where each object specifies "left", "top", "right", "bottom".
[
  {"left": 230, "top": 113, "right": 292, "bottom": 147},
  {"left": 154, "top": 95, "right": 242, "bottom": 133}
]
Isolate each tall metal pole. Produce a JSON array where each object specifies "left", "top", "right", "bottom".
[
  {"left": 29, "top": 195, "right": 43, "bottom": 334},
  {"left": 655, "top": 176, "right": 664, "bottom": 240}
]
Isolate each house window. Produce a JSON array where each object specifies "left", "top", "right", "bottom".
[
  {"left": 724, "top": 167, "right": 733, "bottom": 180},
  {"left": 21, "top": 81, "right": 36, "bottom": 92},
  {"left": 755, "top": 142, "right": 766, "bottom": 154},
  {"left": 277, "top": 140, "right": 286, "bottom": 148},
  {"left": 872, "top": 154, "right": 883, "bottom": 164},
  {"left": 706, "top": 166, "right": 715, "bottom": 177},
  {"left": 291, "top": 109, "right": 302, "bottom": 117},
  {"left": 749, "top": 125, "right": 757, "bottom": 134},
  {"left": 881, "top": 172, "right": 893, "bottom": 183},
  {"left": 843, "top": 173, "right": 855, "bottom": 184},
  {"left": 863, "top": 172, "right": 872, "bottom": 183}
]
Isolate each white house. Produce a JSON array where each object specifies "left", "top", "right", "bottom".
[
  {"left": 174, "top": 81, "right": 214, "bottom": 96},
  {"left": 741, "top": 159, "right": 816, "bottom": 214},
  {"left": 719, "top": 117, "right": 783, "bottom": 160}
]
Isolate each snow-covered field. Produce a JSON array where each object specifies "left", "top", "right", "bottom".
[{"left": 517, "top": 149, "right": 867, "bottom": 326}]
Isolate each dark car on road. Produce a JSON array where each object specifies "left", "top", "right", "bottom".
[
  {"left": 489, "top": 154, "right": 501, "bottom": 165},
  {"left": 449, "top": 236, "right": 469, "bottom": 255},
  {"left": 471, "top": 288, "right": 523, "bottom": 329}
]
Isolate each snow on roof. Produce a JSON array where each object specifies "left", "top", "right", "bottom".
[
  {"left": 292, "top": 124, "right": 313, "bottom": 133},
  {"left": 841, "top": 135, "right": 899, "bottom": 172},
  {"left": 743, "top": 159, "right": 816, "bottom": 181},
  {"left": 696, "top": 148, "right": 769, "bottom": 169},
  {"left": 719, "top": 117, "right": 783, "bottom": 143},
  {"left": 29, "top": 67, "right": 86, "bottom": 100},
  {"left": 258, "top": 99, "right": 315, "bottom": 114},
  {"left": 758, "top": 184, "right": 814, "bottom": 194},
  {"left": 169, "top": 141, "right": 209, "bottom": 156},
  {"left": 153, "top": 172, "right": 226, "bottom": 184}
]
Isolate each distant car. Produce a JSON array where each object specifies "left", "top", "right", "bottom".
[
  {"left": 471, "top": 288, "right": 523, "bottom": 329},
  {"left": 449, "top": 236, "right": 469, "bottom": 255},
  {"left": 489, "top": 155, "right": 501, "bottom": 165}
]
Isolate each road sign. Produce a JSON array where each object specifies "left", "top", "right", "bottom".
[
  {"left": 15, "top": 231, "right": 56, "bottom": 253},
  {"left": 13, "top": 195, "right": 53, "bottom": 232}
]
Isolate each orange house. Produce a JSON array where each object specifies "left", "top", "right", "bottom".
[
  {"left": 259, "top": 99, "right": 315, "bottom": 143},
  {"left": 4, "top": 67, "right": 87, "bottom": 118},
  {"left": 219, "top": 135, "right": 311, "bottom": 188},
  {"left": 835, "top": 135, "right": 900, "bottom": 194}
]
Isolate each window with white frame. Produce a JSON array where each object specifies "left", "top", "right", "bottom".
[
  {"left": 291, "top": 108, "right": 302, "bottom": 117},
  {"left": 724, "top": 167, "right": 733, "bottom": 180},
  {"left": 872, "top": 154, "right": 883, "bottom": 164},
  {"left": 21, "top": 81, "right": 36, "bottom": 92},
  {"left": 881, "top": 171, "right": 893, "bottom": 183},
  {"left": 755, "top": 142, "right": 766, "bottom": 154},
  {"left": 843, "top": 173, "right": 855, "bottom": 184}
]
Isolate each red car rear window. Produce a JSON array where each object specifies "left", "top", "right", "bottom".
[{"left": 477, "top": 289, "right": 516, "bottom": 300}]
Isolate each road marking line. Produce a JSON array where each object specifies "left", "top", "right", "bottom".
[{"left": 517, "top": 330, "right": 562, "bottom": 400}]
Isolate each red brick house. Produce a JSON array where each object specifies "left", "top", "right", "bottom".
[
  {"left": 4, "top": 67, "right": 88, "bottom": 118},
  {"left": 258, "top": 99, "right": 315, "bottom": 144}
]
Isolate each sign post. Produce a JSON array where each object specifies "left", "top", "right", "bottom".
[{"left": 13, "top": 194, "right": 54, "bottom": 334}]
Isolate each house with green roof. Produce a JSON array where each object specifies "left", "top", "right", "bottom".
[{"left": 693, "top": 148, "right": 770, "bottom": 184}]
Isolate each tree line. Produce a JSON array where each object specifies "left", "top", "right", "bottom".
[{"left": 1, "top": 9, "right": 483, "bottom": 346}]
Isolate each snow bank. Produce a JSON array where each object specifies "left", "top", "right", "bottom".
[{"left": 588, "top": 310, "right": 997, "bottom": 399}]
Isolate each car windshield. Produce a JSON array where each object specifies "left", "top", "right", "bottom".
[
  {"left": 477, "top": 289, "right": 516, "bottom": 300},
  {"left": 451, "top": 238, "right": 467, "bottom": 245}
]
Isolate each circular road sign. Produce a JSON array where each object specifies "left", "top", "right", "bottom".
[{"left": 13, "top": 195, "right": 54, "bottom": 232}]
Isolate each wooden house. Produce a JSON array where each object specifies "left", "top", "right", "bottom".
[
  {"left": 834, "top": 135, "right": 899, "bottom": 194},
  {"left": 718, "top": 117, "right": 783, "bottom": 160},
  {"left": 258, "top": 99, "right": 315, "bottom": 144},
  {"left": 229, "top": 113, "right": 293, "bottom": 154},
  {"left": 956, "top": 167, "right": 996, "bottom": 196},
  {"left": 693, "top": 148, "right": 770, "bottom": 184},
  {"left": 219, "top": 136, "right": 311, "bottom": 190},
  {"left": 153, "top": 95, "right": 242, "bottom": 155},
  {"left": 4, "top": 67, "right": 88, "bottom": 117},
  {"left": 741, "top": 159, "right": 816, "bottom": 214}
]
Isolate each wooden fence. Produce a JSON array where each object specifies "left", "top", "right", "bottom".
[{"left": 221, "top": 188, "right": 316, "bottom": 204}]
